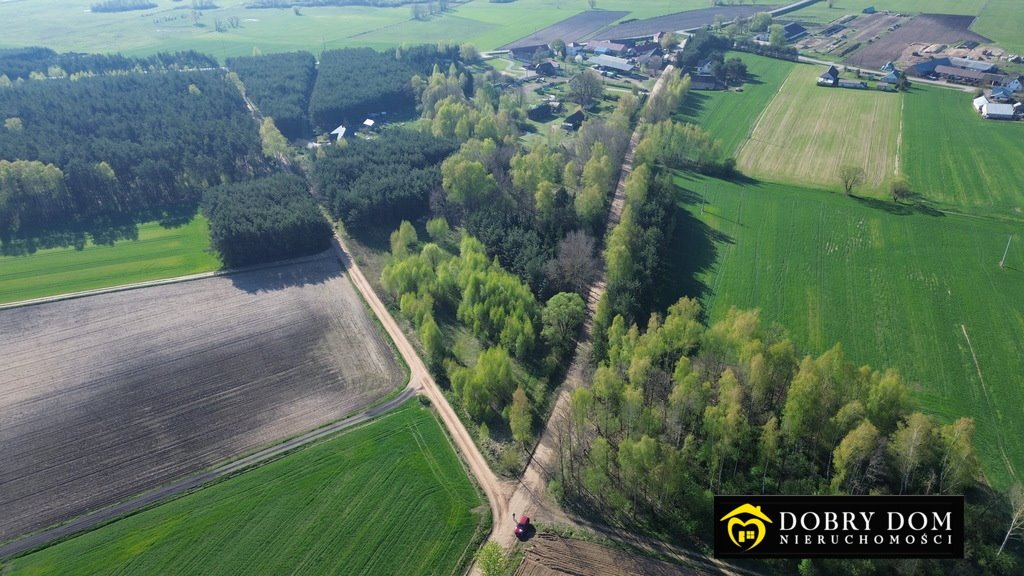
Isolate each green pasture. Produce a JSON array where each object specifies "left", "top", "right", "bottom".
[
  {"left": 0, "top": 216, "right": 220, "bottom": 305},
  {"left": 0, "top": 0, "right": 735, "bottom": 59},
  {"left": 735, "top": 63, "right": 902, "bottom": 194},
  {"left": 676, "top": 52, "right": 796, "bottom": 156},
  {"left": 664, "top": 173, "right": 1024, "bottom": 488},
  {"left": 902, "top": 84, "right": 1024, "bottom": 212},
  {"left": 972, "top": 0, "right": 1024, "bottom": 54},
  {"left": 5, "top": 402, "right": 486, "bottom": 575}
]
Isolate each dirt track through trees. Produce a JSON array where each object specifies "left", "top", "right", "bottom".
[{"left": 0, "top": 254, "right": 403, "bottom": 542}]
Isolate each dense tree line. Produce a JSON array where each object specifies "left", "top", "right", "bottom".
[
  {"left": 0, "top": 71, "right": 267, "bottom": 246},
  {"left": 591, "top": 162, "right": 677, "bottom": 360},
  {"left": 0, "top": 47, "right": 217, "bottom": 81},
  {"left": 227, "top": 51, "right": 317, "bottom": 138},
  {"left": 313, "top": 129, "right": 457, "bottom": 231},
  {"left": 675, "top": 31, "right": 734, "bottom": 70},
  {"left": 90, "top": 0, "right": 157, "bottom": 12},
  {"left": 556, "top": 299, "right": 1021, "bottom": 574},
  {"left": 203, "top": 173, "right": 331, "bottom": 267},
  {"left": 309, "top": 45, "right": 459, "bottom": 131},
  {"left": 635, "top": 120, "right": 733, "bottom": 176}
]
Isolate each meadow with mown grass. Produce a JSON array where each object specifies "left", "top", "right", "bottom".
[
  {"left": 664, "top": 174, "right": 1024, "bottom": 488},
  {"left": 0, "top": 216, "right": 219, "bottom": 305},
  {"left": 735, "top": 64, "right": 902, "bottom": 195},
  {"left": 3, "top": 403, "right": 486, "bottom": 575}
]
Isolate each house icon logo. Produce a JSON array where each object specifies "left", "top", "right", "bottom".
[{"left": 720, "top": 503, "right": 773, "bottom": 551}]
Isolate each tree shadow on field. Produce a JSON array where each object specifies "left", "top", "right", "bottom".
[
  {"left": 676, "top": 90, "right": 708, "bottom": 122},
  {"left": 852, "top": 194, "right": 945, "bottom": 218},
  {"left": 228, "top": 252, "right": 343, "bottom": 294},
  {"left": 655, "top": 182, "right": 734, "bottom": 313}
]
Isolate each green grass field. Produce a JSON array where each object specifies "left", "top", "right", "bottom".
[
  {"left": 5, "top": 402, "right": 486, "bottom": 575},
  {"left": 972, "top": 0, "right": 1024, "bottom": 54},
  {"left": 0, "top": 0, "right": 734, "bottom": 59},
  {"left": 735, "top": 64, "right": 902, "bottom": 194},
  {"left": 0, "top": 217, "right": 220, "bottom": 305},
  {"left": 901, "top": 87, "right": 1024, "bottom": 212},
  {"left": 664, "top": 174, "right": 1024, "bottom": 488},
  {"left": 677, "top": 52, "right": 796, "bottom": 157}
]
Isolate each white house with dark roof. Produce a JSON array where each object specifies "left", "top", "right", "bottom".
[{"left": 817, "top": 65, "right": 839, "bottom": 86}]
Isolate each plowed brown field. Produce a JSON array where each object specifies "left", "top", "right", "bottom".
[
  {"left": 0, "top": 254, "right": 403, "bottom": 543},
  {"left": 514, "top": 534, "right": 705, "bottom": 575}
]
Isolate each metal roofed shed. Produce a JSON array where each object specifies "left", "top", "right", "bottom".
[
  {"left": 588, "top": 54, "right": 633, "bottom": 72},
  {"left": 950, "top": 57, "right": 997, "bottom": 73},
  {"left": 982, "top": 102, "right": 1016, "bottom": 119}
]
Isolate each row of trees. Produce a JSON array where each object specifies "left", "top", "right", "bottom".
[
  {"left": 635, "top": 119, "right": 732, "bottom": 176},
  {"left": 202, "top": 173, "right": 331, "bottom": 267},
  {"left": 313, "top": 128, "right": 457, "bottom": 231},
  {"left": 0, "top": 47, "right": 217, "bottom": 81},
  {"left": 227, "top": 51, "right": 317, "bottom": 138},
  {"left": 90, "top": 0, "right": 156, "bottom": 12},
  {"left": 0, "top": 71, "right": 267, "bottom": 246}
]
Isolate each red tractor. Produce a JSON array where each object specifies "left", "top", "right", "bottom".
[{"left": 513, "top": 514, "right": 531, "bottom": 538}]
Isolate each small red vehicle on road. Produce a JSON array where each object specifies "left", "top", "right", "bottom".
[{"left": 514, "top": 515, "right": 530, "bottom": 538}]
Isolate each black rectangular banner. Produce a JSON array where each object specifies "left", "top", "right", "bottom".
[{"left": 714, "top": 495, "right": 964, "bottom": 559}]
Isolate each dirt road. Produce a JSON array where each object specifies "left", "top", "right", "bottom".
[{"left": 329, "top": 234, "right": 514, "bottom": 550}]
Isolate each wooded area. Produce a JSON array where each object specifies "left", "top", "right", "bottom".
[
  {"left": 0, "top": 48, "right": 217, "bottom": 81},
  {"left": 203, "top": 173, "right": 331, "bottom": 267},
  {"left": 309, "top": 45, "right": 459, "bottom": 131},
  {"left": 227, "top": 52, "right": 317, "bottom": 139},
  {"left": 0, "top": 70, "right": 267, "bottom": 251},
  {"left": 313, "top": 129, "right": 457, "bottom": 232}
]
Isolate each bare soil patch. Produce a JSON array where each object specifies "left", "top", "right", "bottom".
[
  {"left": 846, "top": 14, "right": 990, "bottom": 69},
  {"left": 501, "top": 10, "right": 628, "bottom": 49},
  {"left": 593, "top": 5, "right": 776, "bottom": 40},
  {"left": 514, "top": 534, "right": 706, "bottom": 575},
  {"left": 0, "top": 253, "right": 403, "bottom": 542}
]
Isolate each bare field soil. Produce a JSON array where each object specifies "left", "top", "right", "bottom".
[
  {"left": 593, "top": 5, "right": 776, "bottom": 40},
  {"left": 0, "top": 254, "right": 404, "bottom": 543},
  {"left": 846, "top": 14, "right": 990, "bottom": 69},
  {"left": 514, "top": 535, "right": 703, "bottom": 575},
  {"left": 501, "top": 10, "right": 628, "bottom": 49}
]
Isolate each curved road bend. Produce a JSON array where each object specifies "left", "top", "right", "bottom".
[
  {"left": 330, "top": 235, "right": 513, "bottom": 546},
  {"left": 0, "top": 387, "right": 418, "bottom": 560}
]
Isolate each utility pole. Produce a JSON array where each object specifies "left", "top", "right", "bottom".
[{"left": 1000, "top": 234, "right": 1013, "bottom": 269}]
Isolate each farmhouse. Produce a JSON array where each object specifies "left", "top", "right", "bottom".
[
  {"left": 880, "top": 71, "right": 901, "bottom": 84},
  {"left": 563, "top": 109, "right": 585, "bottom": 131},
  {"left": 690, "top": 73, "right": 724, "bottom": 91},
  {"left": 532, "top": 60, "right": 560, "bottom": 76},
  {"left": 783, "top": 22, "right": 808, "bottom": 42},
  {"left": 695, "top": 58, "right": 715, "bottom": 75},
  {"left": 588, "top": 54, "right": 633, "bottom": 74},
  {"left": 588, "top": 40, "right": 627, "bottom": 56},
  {"left": 981, "top": 102, "right": 1016, "bottom": 120},
  {"left": 1006, "top": 77, "right": 1023, "bottom": 93},
  {"left": 989, "top": 86, "right": 1016, "bottom": 103},
  {"left": 817, "top": 65, "right": 839, "bottom": 86}
]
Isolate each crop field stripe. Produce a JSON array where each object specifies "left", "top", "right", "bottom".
[
  {"left": 6, "top": 403, "right": 485, "bottom": 575},
  {"left": 0, "top": 216, "right": 220, "bottom": 305},
  {"left": 666, "top": 175, "right": 1024, "bottom": 488}
]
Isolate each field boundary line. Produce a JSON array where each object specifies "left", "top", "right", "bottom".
[
  {"left": 736, "top": 63, "right": 796, "bottom": 163},
  {"left": 0, "top": 388, "right": 418, "bottom": 560},
  {"left": 0, "top": 251, "right": 330, "bottom": 311}
]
